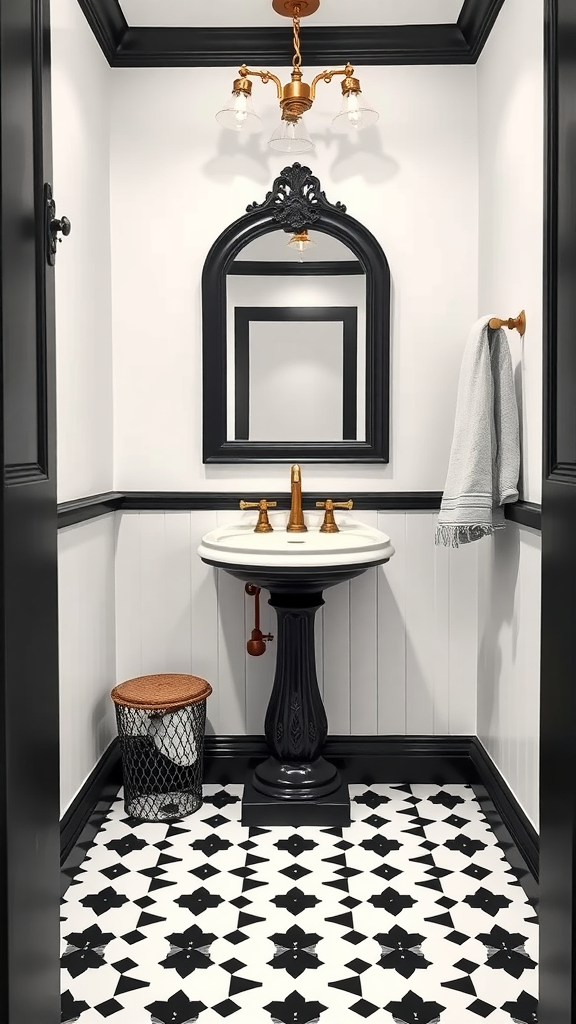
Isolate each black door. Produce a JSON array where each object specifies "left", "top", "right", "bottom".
[
  {"left": 0, "top": 1, "right": 60, "bottom": 1021},
  {"left": 540, "top": 1, "right": 576, "bottom": 1021}
]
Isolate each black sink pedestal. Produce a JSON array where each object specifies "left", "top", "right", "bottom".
[
  {"left": 243, "top": 589, "right": 350, "bottom": 827},
  {"left": 200, "top": 559, "right": 389, "bottom": 828}
]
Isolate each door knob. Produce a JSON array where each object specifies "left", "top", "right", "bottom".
[
  {"left": 51, "top": 215, "right": 71, "bottom": 238},
  {"left": 45, "top": 183, "right": 71, "bottom": 266}
]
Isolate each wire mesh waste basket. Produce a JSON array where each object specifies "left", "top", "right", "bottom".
[{"left": 111, "top": 673, "right": 212, "bottom": 821}]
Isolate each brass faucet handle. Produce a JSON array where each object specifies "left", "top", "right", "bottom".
[
  {"left": 316, "top": 498, "right": 354, "bottom": 533},
  {"left": 316, "top": 499, "right": 354, "bottom": 510},
  {"left": 239, "top": 498, "right": 277, "bottom": 534}
]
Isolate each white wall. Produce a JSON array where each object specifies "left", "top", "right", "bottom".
[
  {"left": 58, "top": 516, "right": 117, "bottom": 816},
  {"left": 476, "top": 0, "right": 544, "bottom": 828},
  {"left": 115, "top": 511, "right": 478, "bottom": 737},
  {"left": 477, "top": 0, "right": 543, "bottom": 505},
  {"left": 109, "top": 64, "right": 478, "bottom": 492},
  {"left": 52, "top": 0, "right": 113, "bottom": 503},
  {"left": 52, "top": 0, "right": 115, "bottom": 813}
]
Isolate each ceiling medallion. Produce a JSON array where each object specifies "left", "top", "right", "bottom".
[{"left": 216, "top": 0, "right": 379, "bottom": 153}]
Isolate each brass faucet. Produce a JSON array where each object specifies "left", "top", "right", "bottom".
[
  {"left": 240, "top": 498, "right": 277, "bottom": 533},
  {"left": 316, "top": 498, "right": 354, "bottom": 533},
  {"left": 287, "top": 464, "right": 307, "bottom": 533}
]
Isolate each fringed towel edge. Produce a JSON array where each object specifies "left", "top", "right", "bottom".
[{"left": 435, "top": 523, "right": 495, "bottom": 548}]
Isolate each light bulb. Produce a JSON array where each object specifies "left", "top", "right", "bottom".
[
  {"left": 331, "top": 90, "right": 379, "bottom": 134},
  {"left": 232, "top": 93, "right": 250, "bottom": 129},
  {"left": 287, "top": 230, "right": 316, "bottom": 262},
  {"left": 216, "top": 89, "right": 262, "bottom": 134}
]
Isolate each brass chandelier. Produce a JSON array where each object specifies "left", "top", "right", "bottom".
[{"left": 216, "top": 0, "right": 379, "bottom": 153}]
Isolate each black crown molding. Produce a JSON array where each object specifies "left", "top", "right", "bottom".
[
  {"left": 76, "top": 0, "right": 127, "bottom": 65},
  {"left": 229, "top": 260, "right": 363, "bottom": 276},
  {"left": 77, "top": 0, "right": 505, "bottom": 68},
  {"left": 458, "top": 0, "right": 506, "bottom": 63},
  {"left": 57, "top": 489, "right": 541, "bottom": 530}
]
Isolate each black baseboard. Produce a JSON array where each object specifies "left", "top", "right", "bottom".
[
  {"left": 61, "top": 734, "right": 539, "bottom": 887},
  {"left": 203, "top": 734, "right": 478, "bottom": 786},
  {"left": 203, "top": 735, "right": 539, "bottom": 885},
  {"left": 470, "top": 736, "right": 539, "bottom": 884},
  {"left": 60, "top": 738, "right": 122, "bottom": 865}
]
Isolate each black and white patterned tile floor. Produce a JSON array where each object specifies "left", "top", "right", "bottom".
[{"left": 61, "top": 784, "right": 538, "bottom": 1023}]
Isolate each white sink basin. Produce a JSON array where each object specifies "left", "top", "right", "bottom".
[{"left": 198, "top": 510, "right": 394, "bottom": 569}]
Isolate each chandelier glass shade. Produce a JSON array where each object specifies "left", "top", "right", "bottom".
[
  {"left": 269, "top": 115, "right": 314, "bottom": 153},
  {"left": 287, "top": 230, "right": 316, "bottom": 257},
  {"left": 331, "top": 89, "right": 379, "bottom": 134},
  {"left": 215, "top": 1, "right": 379, "bottom": 153},
  {"left": 216, "top": 84, "right": 262, "bottom": 134}
]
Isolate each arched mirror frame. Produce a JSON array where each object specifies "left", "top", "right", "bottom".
[{"left": 202, "top": 163, "right": 390, "bottom": 463}]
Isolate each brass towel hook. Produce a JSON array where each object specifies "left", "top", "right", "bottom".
[{"left": 488, "top": 310, "right": 526, "bottom": 336}]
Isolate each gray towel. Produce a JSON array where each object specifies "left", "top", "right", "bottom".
[{"left": 435, "top": 316, "right": 520, "bottom": 547}]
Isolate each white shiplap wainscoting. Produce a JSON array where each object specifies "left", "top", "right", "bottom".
[
  {"left": 115, "top": 511, "right": 478, "bottom": 738},
  {"left": 59, "top": 514, "right": 117, "bottom": 816},
  {"left": 477, "top": 523, "right": 541, "bottom": 829}
]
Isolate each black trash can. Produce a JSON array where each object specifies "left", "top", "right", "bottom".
[{"left": 111, "top": 673, "right": 212, "bottom": 821}]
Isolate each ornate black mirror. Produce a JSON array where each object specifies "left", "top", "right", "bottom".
[{"left": 202, "top": 163, "right": 390, "bottom": 463}]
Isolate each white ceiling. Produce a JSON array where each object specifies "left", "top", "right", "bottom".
[
  {"left": 118, "top": 0, "right": 464, "bottom": 30},
  {"left": 237, "top": 231, "right": 357, "bottom": 262}
]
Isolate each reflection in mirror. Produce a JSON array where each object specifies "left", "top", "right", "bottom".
[{"left": 226, "top": 229, "right": 366, "bottom": 445}]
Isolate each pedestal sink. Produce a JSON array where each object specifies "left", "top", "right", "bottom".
[{"left": 198, "top": 508, "right": 394, "bottom": 826}]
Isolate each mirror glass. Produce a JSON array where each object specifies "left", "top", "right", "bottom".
[{"left": 225, "top": 230, "right": 366, "bottom": 444}]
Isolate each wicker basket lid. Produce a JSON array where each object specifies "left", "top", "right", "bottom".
[{"left": 111, "top": 673, "right": 212, "bottom": 711}]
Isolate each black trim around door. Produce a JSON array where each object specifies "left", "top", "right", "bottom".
[
  {"left": 76, "top": 0, "right": 505, "bottom": 67},
  {"left": 539, "top": 1, "right": 576, "bottom": 1019},
  {"left": 233, "top": 306, "right": 358, "bottom": 444},
  {"left": 57, "top": 491, "right": 542, "bottom": 529},
  {"left": 1, "top": 1, "right": 61, "bottom": 1019}
]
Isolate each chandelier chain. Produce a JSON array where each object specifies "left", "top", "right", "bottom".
[{"left": 292, "top": 14, "right": 302, "bottom": 69}]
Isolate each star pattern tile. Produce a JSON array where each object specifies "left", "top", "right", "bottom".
[{"left": 61, "top": 782, "right": 538, "bottom": 1021}]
